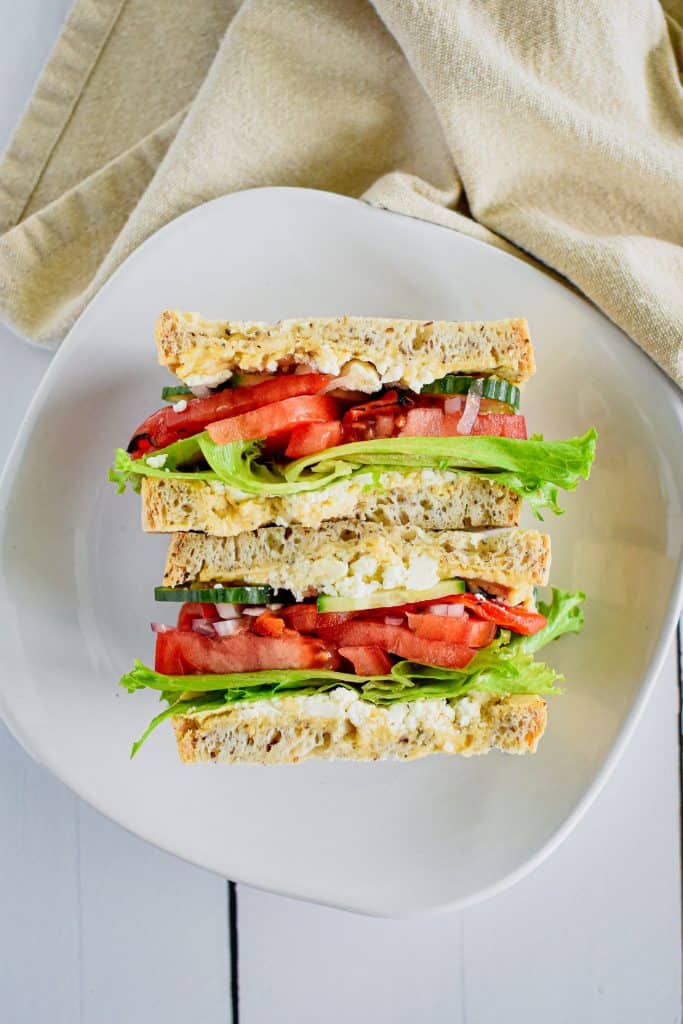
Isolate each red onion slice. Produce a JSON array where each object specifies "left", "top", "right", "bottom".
[
  {"left": 213, "top": 618, "right": 248, "bottom": 637},
  {"left": 190, "top": 385, "right": 212, "bottom": 398},
  {"left": 444, "top": 396, "right": 464, "bottom": 414},
  {"left": 191, "top": 618, "right": 217, "bottom": 636},
  {"left": 150, "top": 622, "right": 172, "bottom": 633},
  {"left": 242, "top": 607, "right": 265, "bottom": 617},
  {"left": 457, "top": 379, "right": 484, "bottom": 434},
  {"left": 216, "top": 603, "right": 243, "bottom": 619},
  {"left": 383, "top": 615, "right": 404, "bottom": 626},
  {"left": 427, "top": 603, "right": 465, "bottom": 617}
]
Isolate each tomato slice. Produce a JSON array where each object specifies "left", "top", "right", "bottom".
[
  {"left": 280, "top": 604, "right": 355, "bottom": 632},
  {"left": 339, "top": 645, "right": 393, "bottom": 675},
  {"left": 128, "top": 373, "right": 334, "bottom": 456},
  {"left": 284, "top": 420, "right": 343, "bottom": 458},
  {"left": 398, "top": 408, "right": 527, "bottom": 439},
  {"left": 315, "top": 620, "right": 475, "bottom": 669},
  {"left": 176, "top": 602, "right": 220, "bottom": 631},
  {"left": 154, "top": 628, "right": 336, "bottom": 674},
  {"left": 207, "top": 395, "right": 340, "bottom": 445},
  {"left": 406, "top": 613, "right": 496, "bottom": 647}
]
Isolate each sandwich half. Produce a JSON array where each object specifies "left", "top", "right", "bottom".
[
  {"left": 110, "top": 312, "right": 596, "bottom": 534},
  {"left": 120, "top": 523, "right": 585, "bottom": 762}
]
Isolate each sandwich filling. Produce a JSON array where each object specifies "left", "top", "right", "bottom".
[
  {"left": 110, "top": 370, "right": 595, "bottom": 518},
  {"left": 121, "top": 584, "right": 585, "bottom": 755}
]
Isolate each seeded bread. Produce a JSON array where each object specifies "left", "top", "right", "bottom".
[
  {"left": 163, "top": 523, "right": 550, "bottom": 603},
  {"left": 141, "top": 470, "right": 521, "bottom": 537},
  {"left": 155, "top": 311, "right": 535, "bottom": 390},
  {"left": 172, "top": 690, "right": 547, "bottom": 763}
]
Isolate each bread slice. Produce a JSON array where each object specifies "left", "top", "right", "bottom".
[
  {"left": 163, "top": 523, "right": 550, "bottom": 603},
  {"left": 172, "top": 689, "right": 547, "bottom": 763},
  {"left": 155, "top": 310, "right": 535, "bottom": 390},
  {"left": 141, "top": 470, "right": 521, "bottom": 537}
]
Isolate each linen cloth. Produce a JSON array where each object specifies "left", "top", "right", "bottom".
[{"left": 0, "top": 0, "right": 681, "bottom": 385}]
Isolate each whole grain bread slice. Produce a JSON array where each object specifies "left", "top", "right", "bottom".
[
  {"left": 163, "top": 523, "right": 550, "bottom": 603},
  {"left": 155, "top": 310, "right": 535, "bottom": 390},
  {"left": 173, "top": 690, "right": 547, "bottom": 764},
  {"left": 141, "top": 471, "right": 521, "bottom": 537}
]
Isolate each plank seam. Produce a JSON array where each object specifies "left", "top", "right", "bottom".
[{"left": 228, "top": 881, "right": 240, "bottom": 1023}]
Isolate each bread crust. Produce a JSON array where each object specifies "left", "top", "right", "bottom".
[
  {"left": 172, "top": 691, "right": 547, "bottom": 763},
  {"left": 155, "top": 311, "right": 535, "bottom": 389},
  {"left": 163, "top": 523, "right": 550, "bottom": 603},
  {"left": 141, "top": 471, "right": 521, "bottom": 537}
]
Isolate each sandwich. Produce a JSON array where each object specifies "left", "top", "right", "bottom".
[
  {"left": 111, "top": 312, "right": 596, "bottom": 530},
  {"left": 111, "top": 312, "right": 595, "bottom": 762}
]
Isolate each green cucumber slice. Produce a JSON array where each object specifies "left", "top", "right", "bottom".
[
  {"left": 317, "top": 579, "right": 466, "bottom": 613},
  {"left": 155, "top": 584, "right": 277, "bottom": 604},
  {"left": 161, "top": 385, "right": 193, "bottom": 401},
  {"left": 421, "top": 375, "right": 520, "bottom": 409},
  {"left": 161, "top": 379, "right": 238, "bottom": 402}
]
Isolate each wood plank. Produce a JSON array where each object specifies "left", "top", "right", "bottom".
[
  {"left": 0, "top": 727, "right": 82, "bottom": 1024},
  {"left": 238, "top": 884, "right": 466, "bottom": 1023},
  {"left": 0, "top": 323, "right": 233, "bottom": 1023}
]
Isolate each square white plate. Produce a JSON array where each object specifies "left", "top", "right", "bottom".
[{"left": 1, "top": 188, "right": 681, "bottom": 917}]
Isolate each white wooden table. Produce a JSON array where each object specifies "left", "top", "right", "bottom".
[{"left": 1, "top": 7, "right": 681, "bottom": 1022}]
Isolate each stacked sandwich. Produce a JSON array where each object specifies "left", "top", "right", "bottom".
[{"left": 112, "top": 312, "right": 595, "bottom": 763}]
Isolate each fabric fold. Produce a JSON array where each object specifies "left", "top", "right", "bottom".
[{"left": 0, "top": 0, "right": 680, "bottom": 385}]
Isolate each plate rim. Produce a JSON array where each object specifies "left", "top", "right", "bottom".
[{"left": 1, "top": 185, "right": 682, "bottom": 917}]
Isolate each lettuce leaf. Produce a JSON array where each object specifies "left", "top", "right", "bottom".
[
  {"left": 198, "top": 430, "right": 596, "bottom": 517},
  {"left": 108, "top": 435, "right": 219, "bottom": 493},
  {"left": 110, "top": 427, "right": 596, "bottom": 517},
  {"left": 121, "top": 588, "right": 584, "bottom": 754}
]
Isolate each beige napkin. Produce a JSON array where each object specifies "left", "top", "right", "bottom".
[{"left": 1, "top": 0, "right": 681, "bottom": 386}]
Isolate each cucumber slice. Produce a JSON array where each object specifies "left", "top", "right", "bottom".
[
  {"left": 421, "top": 375, "right": 520, "bottom": 409},
  {"left": 161, "top": 385, "right": 193, "bottom": 401},
  {"left": 317, "top": 579, "right": 466, "bottom": 613},
  {"left": 155, "top": 584, "right": 278, "bottom": 604},
  {"left": 161, "top": 379, "right": 238, "bottom": 402}
]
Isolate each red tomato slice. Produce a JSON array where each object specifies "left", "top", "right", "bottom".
[
  {"left": 127, "top": 374, "right": 334, "bottom": 456},
  {"left": 280, "top": 604, "right": 355, "bottom": 632},
  {"left": 406, "top": 613, "right": 496, "bottom": 647},
  {"left": 398, "top": 408, "right": 527, "bottom": 439},
  {"left": 339, "top": 645, "right": 393, "bottom": 675},
  {"left": 207, "top": 395, "right": 340, "bottom": 445},
  {"left": 435, "top": 594, "right": 547, "bottom": 635},
  {"left": 314, "top": 620, "right": 475, "bottom": 669},
  {"left": 176, "top": 602, "right": 220, "bottom": 631},
  {"left": 284, "top": 420, "right": 343, "bottom": 458},
  {"left": 154, "top": 628, "right": 336, "bottom": 674}
]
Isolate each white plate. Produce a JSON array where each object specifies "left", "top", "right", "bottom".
[{"left": 1, "top": 188, "right": 681, "bottom": 917}]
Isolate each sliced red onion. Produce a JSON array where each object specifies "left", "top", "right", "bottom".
[
  {"left": 191, "top": 618, "right": 217, "bottom": 636},
  {"left": 444, "top": 396, "right": 464, "bottom": 414},
  {"left": 216, "top": 603, "right": 243, "bottom": 619},
  {"left": 427, "top": 603, "right": 465, "bottom": 617},
  {"left": 242, "top": 606, "right": 264, "bottom": 617},
  {"left": 457, "top": 379, "right": 484, "bottom": 435},
  {"left": 190, "top": 385, "right": 211, "bottom": 398},
  {"left": 267, "top": 603, "right": 284, "bottom": 611},
  {"left": 150, "top": 622, "right": 172, "bottom": 633},
  {"left": 213, "top": 618, "right": 248, "bottom": 637},
  {"left": 383, "top": 615, "right": 404, "bottom": 626}
]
